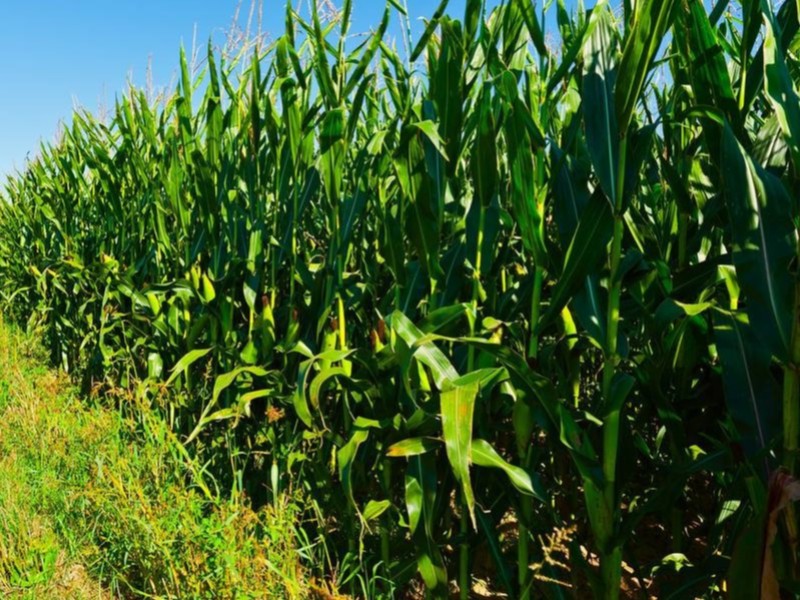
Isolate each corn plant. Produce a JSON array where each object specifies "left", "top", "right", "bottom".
[{"left": 1, "top": 0, "right": 800, "bottom": 597}]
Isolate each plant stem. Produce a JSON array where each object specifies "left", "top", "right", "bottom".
[
  {"left": 784, "top": 256, "right": 800, "bottom": 475},
  {"left": 784, "top": 366, "right": 800, "bottom": 471},
  {"left": 290, "top": 184, "right": 298, "bottom": 307},
  {"left": 782, "top": 245, "right": 800, "bottom": 569},
  {"left": 519, "top": 446, "right": 533, "bottom": 600},
  {"left": 461, "top": 203, "right": 485, "bottom": 600},
  {"left": 460, "top": 505, "right": 470, "bottom": 600},
  {"left": 468, "top": 205, "right": 486, "bottom": 369},
  {"left": 337, "top": 294, "right": 347, "bottom": 351},
  {"left": 677, "top": 211, "right": 688, "bottom": 270},
  {"left": 381, "top": 458, "right": 392, "bottom": 578},
  {"left": 521, "top": 136, "right": 547, "bottom": 595},
  {"left": 528, "top": 266, "right": 544, "bottom": 360},
  {"left": 561, "top": 306, "right": 581, "bottom": 407},
  {"left": 520, "top": 262, "right": 542, "bottom": 598},
  {"left": 598, "top": 136, "right": 628, "bottom": 600},
  {"left": 529, "top": 109, "right": 547, "bottom": 363}
]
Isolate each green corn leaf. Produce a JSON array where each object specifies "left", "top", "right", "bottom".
[
  {"left": 500, "top": 71, "right": 547, "bottom": 266},
  {"left": 406, "top": 454, "right": 448, "bottom": 592},
  {"left": 455, "top": 338, "right": 603, "bottom": 488},
  {"left": 714, "top": 310, "right": 779, "bottom": 460},
  {"left": 396, "top": 130, "right": 444, "bottom": 283},
  {"left": 674, "top": 0, "right": 738, "bottom": 128},
  {"left": 405, "top": 461, "right": 424, "bottom": 535},
  {"left": 472, "top": 438, "right": 542, "bottom": 500},
  {"left": 726, "top": 511, "right": 765, "bottom": 600},
  {"left": 185, "top": 366, "right": 271, "bottom": 443},
  {"left": 390, "top": 311, "right": 458, "bottom": 390},
  {"left": 431, "top": 19, "right": 464, "bottom": 178},
  {"left": 653, "top": 299, "right": 714, "bottom": 332},
  {"left": 362, "top": 499, "right": 391, "bottom": 523},
  {"left": 238, "top": 389, "right": 272, "bottom": 416},
  {"left": 550, "top": 147, "right": 609, "bottom": 347},
  {"left": 200, "top": 274, "right": 216, "bottom": 303},
  {"left": 615, "top": 0, "right": 677, "bottom": 134},
  {"left": 550, "top": 146, "right": 590, "bottom": 245},
  {"left": 165, "top": 347, "right": 213, "bottom": 386},
  {"left": 339, "top": 429, "right": 369, "bottom": 508},
  {"left": 410, "top": 0, "right": 450, "bottom": 63},
  {"left": 463, "top": 0, "right": 484, "bottom": 46},
  {"left": 309, "top": 366, "right": 349, "bottom": 409},
  {"left": 311, "top": 0, "right": 339, "bottom": 107},
  {"left": 582, "top": 2, "right": 620, "bottom": 202},
  {"left": 539, "top": 190, "right": 614, "bottom": 332},
  {"left": 387, "top": 437, "right": 442, "bottom": 457},
  {"left": 293, "top": 359, "right": 316, "bottom": 428},
  {"left": 441, "top": 381, "right": 479, "bottom": 526},
  {"left": 514, "top": 0, "right": 548, "bottom": 57},
  {"left": 179, "top": 45, "right": 192, "bottom": 117},
  {"left": 720, "top": 124, "right": 796, "bottom": 360},
  {"left": 606, "top": 372, "right": 635, "bottom": 417},
  {"left": 319, "top": 108, "right": 346, "bottom": 206},
  {"left": 197, "top": 407, "right": 238, "bottom": 426},
  {"left": 205, "top": 41, "right": 223, "bottom": 166},
  {"left": 451, "top": 367, "right": 508, "bottom": 391},
  {"left": 408, "top": 120, "right": 449, "bottom": 161},
  {"left": 740, "top": 0, "right": 763, "bottom": 79},
  {"left": 387, "top": 0, "right": 407, "bottom": 15},
  {"left": 471, "top": 85, "right": 498, "bottom": 207},
  {"left": 211, "top": 366, "right": 270, "bottom": 406},
  {"left": 344, "top": 8, "right": 389, "bottom": 97},
  {"left": 742, "top": 0, "right": 799, "bottom": 114},
  {"left": 761, "top": 4, "right": 800, "bottom": 169},
  {"left": 418, "top": 303, "right": 470, "bottom": 334},
  {"left": 339, "top": 188, "right": 367, "bottom": 251},
  {"left": 547, "top": 15, "right": 591, "bottom": 94}
]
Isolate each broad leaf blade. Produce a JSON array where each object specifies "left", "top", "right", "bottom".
[
  {"left": 582, "top": 3, "right": 620, "bottom": 201},
  {"left": 539, "top": 190, "right": 614, "bottom": 331},
  {"left": 472, "top": 438, "right": 542, "bottom": 500},
  {"left": 441, "top": 382, "right": 479, "bottom": 526},
  {"left": 720, "top": 125, "right": 796, "bottom": 360},
  {"left": 615, "top": 0, "right": 677, "bottom": 133},
  {"left": 714, "top": 311, "right": 779, "bottom": 461}
]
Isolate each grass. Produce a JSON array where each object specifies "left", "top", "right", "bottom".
[{"left": 0, "top": 318, "right": 309, "bottom": 599}]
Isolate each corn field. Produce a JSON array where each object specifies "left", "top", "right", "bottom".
[{"left": 1, "top": 0, "right": 799, "bottom": 597}]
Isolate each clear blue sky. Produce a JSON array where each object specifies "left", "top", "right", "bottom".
[{"left": 0, "top": 1, "right": 579, "bottom": 179}]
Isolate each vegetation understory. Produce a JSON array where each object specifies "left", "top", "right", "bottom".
[{"left": 0, "top": 321, "right": 309, "bottom": 599}]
